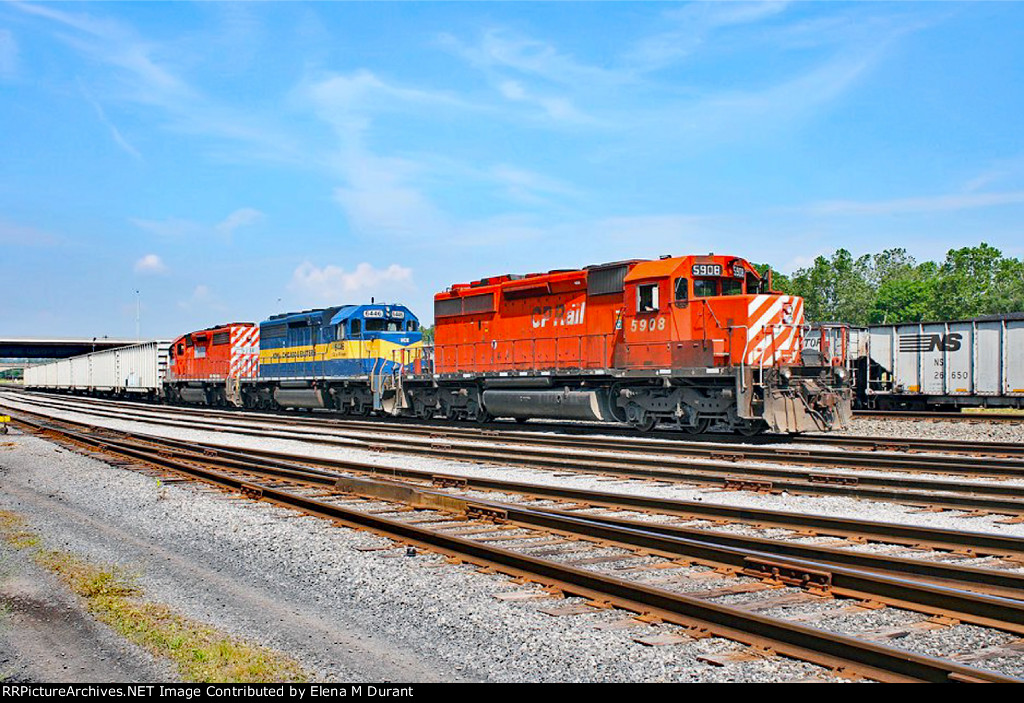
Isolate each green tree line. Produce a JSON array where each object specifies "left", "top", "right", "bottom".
[{"left": 755, "top": 243, "right": 1024, "bottom": 326}]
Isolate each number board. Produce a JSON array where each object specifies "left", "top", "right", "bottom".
[
  {"left": 692, "top": 263, "right": 722, "bottom": 277},
  {"left": 364, "top": 309, "right": 385, "bottom": 318},
  {"left": 732, "top": 264, "right": 745, "bottom": 278},
  {"left": 391, "top": 310, "right": 405, "bottom": 319}
]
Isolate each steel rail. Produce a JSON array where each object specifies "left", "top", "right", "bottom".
[
  {"left": 10, "top": 395, "right": 1024, "bottom": 516},
  {"left": 7, "top": 405, "right": 1024, "bottom": 559},
  {"left": 11, "top": 416, "right": 1022, "bottom": 683},
  {"left": 11, "top": 410, "right": 1024, "bottom": 600},
  {"left": 11, "top": 388, "right": 1024, "bottom": 463},
  {"left": 855, "top": 410, "right": 1024, "bottom": 423},
  {"left": 11, "top": 390, "right": 1024, "bottom": 477}
]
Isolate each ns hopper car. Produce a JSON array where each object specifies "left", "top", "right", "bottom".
[
  {"left": 809, "top": 314, "right": 1024, "bottom": 411},
  {"left": 402, "top": 254, "right": 852, "bottom": 434}
]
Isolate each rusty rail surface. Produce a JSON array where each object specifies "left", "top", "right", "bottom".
[
  {"left": 8, "top": 414, "right": 1023, "bottom": 682},
  {"left": 10, "top": 388, "right": 1024, "bottom": 463},
  {"left": 9, "top": 393, "right": 1024, "bottom": 516},
  {"left": 6, "top": 402, "right": 1024, "bottom": 558},
  {"left": 854, "top": 410, "right": 1024, "bottom": 423}
]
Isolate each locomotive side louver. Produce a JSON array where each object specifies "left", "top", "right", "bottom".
[{"left": 587, "top": 264, "right": 629, "bottom": 296}]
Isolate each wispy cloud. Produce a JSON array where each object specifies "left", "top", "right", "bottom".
[
  {"left": 177, "top": 283, "right": 226, "bottom": 313},
  {"left": 15, "top": 1, "right": 301, "bottom": 164},
  {"left": 216, "top": 208, "right": 265, "bottom": 237},
  {"left": 807, "top": 190, "right": 1024, "bottom": 216},
  {"left": 0, "top": 28, "right": 18, "bottom": 79},
  {"left": 289, "top": 261, "right": 414, "bottom": 304},
  {"left": 134, "top": 253, "right": 166, "bottom": 274},
  {"left": 130, "top": 217, "right": 204, "bottom": 238},
  {"left": 496, "top": 79, "right": 593, "bottom": 124},
  {"left": 301, "top": 71, "right": 453, "bottom": 236},
  {"left": 439, "top": 28, "right": 632, "bottom": 89},
  {"left": 626, "top": 1, "right": 791, "bottom": 71},
  {"left": 78, "top": 79, "right": 142, "bottom": 160},
  {"left": 131, "top": 208, "right": 264, "bottom": 239},
  {"left": 0, "top": 219, "right": 60, "bottom": 247}
]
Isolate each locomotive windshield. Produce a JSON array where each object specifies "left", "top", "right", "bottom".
[
  {"left": 365, "top": 319, "right": 402, "bottom": 332},
  {"left": 694, "top": 279, "right": 718, "bottom": 297},
  {"left": 721, "top": 279, "right": 744, "bottom": 296}
]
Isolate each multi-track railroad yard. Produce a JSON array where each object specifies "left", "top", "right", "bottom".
[{"left": 2, "top": 388, "right": 1024, "bottom": 683}]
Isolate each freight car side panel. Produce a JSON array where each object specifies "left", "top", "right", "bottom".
[
  {"left": 977, "top": 323, "right": 1002, "bottom": 394},
  {"left": 1008, "top": 320, "right": 1024, "bottom": 394}
]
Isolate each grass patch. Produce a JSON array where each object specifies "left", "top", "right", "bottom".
[{"left": 0, "top": 510, "right": 307, "bottom": 683}]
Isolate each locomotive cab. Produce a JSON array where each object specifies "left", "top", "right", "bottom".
[{"left": 616, "top": 255, "right": 851, "bottom": 433}]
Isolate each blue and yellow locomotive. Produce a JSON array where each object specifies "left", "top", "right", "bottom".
[{"left": 243, "top": 303, "right": 424, "bottom": 414}]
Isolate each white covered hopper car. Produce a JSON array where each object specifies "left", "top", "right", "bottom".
[{"left": 24, "top": 341, "right": 171, "bottom": 399}]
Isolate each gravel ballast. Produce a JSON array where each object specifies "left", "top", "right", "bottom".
[
  {"left": 0, "top": 429, "right": 850, "bottom": 683},
  {"left": 4, "top": 395, "right": 1024, "bottom": 540}
]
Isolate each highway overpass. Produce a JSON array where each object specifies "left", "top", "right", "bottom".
[{"left": 0, "top": 337, "right": 141, "bottom": 360}]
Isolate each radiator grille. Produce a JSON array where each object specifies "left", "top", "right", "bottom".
[{"left": 588, "top": 264, "right": 629, "bottom": 296}]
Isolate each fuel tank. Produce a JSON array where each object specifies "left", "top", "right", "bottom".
[
  {"left": 273, "top": 388, "right": 328, "bottom": 409},
  {"left": 481, "top": 388, "right": 614, "bottom": 421},
  {"left": 178, "top": 387, "right": 208, "bottom": 404}
]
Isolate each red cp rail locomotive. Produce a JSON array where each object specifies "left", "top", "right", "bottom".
[{"left": 403, "top": 254, "right": 851, "bottom": 434}]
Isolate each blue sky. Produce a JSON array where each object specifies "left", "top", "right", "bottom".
[{"left": 3, "top": 1, "right": 1024, "bottom": 339}]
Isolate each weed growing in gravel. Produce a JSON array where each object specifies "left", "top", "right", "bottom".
[
  {"left": 0, "top": 509, "right": 308, "bottom": 683},
  {"left": 0, "top": 512, "right": 39, "bottom": 550}
]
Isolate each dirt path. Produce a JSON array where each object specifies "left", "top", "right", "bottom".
[{"left": 0, "top": 550, "right": 173, "bottom": 682}]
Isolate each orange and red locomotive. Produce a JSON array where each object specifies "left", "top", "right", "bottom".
[
  {"left": 166, "top": 322, "right": 259, "bottom": 406},
  {"left": 406, "top": 254, "right": 851, "bottom": 434}
]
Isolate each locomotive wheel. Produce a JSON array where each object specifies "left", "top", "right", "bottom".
[
  {"left": 335, "top": 400, "right": 350, "bottom": 416},
  {"left": 625, "top": 403, "right": 657, "bottom": 432},
  {"left": 735, "top": 420, "right": 768, "bottom": 436},
  {"left": 417, "top": 405, "right": 435, "bottom": 420},
  {"left": 683, "top": 418, "right": 711, "bottom": 435},
  {"left": 474, "top": 410, "right": 493, "bottom": 424}
]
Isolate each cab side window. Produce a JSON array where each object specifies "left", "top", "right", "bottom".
[
  {"left": 694, "top": 279, "right": 718, "bottom": 297},
  {"left": 637, "top": 283, "right": 659, "bottom": 312},
  {"left": 674, "top": 277, "right": 689, "bottom": 304},
  {"left": 351, "top": 320, "right": 362, "bottom": 337}
]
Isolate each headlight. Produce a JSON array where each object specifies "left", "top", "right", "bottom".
[
  {"left": 779, "top": 367, "right": 793, "bottom": 382},
  {"left": 834, "top": 367, "right": 847, "bottom": 381}
]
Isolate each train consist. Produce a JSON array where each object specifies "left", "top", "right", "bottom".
[
  {"left": 23, "top": 252, "right": 853, "bottom": 434},
  {"left": 807, "top": 314, "right": 1024, "bottom": 410}
]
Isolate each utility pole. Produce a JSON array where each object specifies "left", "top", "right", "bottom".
[{"left": 135, "top": 290, "right": 140, "bottom": 342}]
